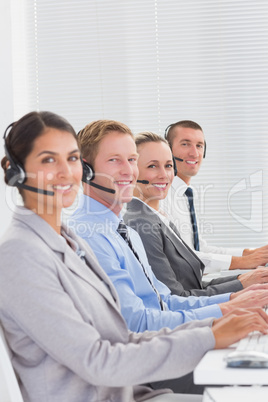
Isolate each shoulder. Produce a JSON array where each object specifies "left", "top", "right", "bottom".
[
  {"left": 125, "top": 214, "right": 163, "bottom": 244},
  {"left": 125, "top": 199, "right": 161, "bottom": 225},
  {"left": 0, "top": 222, "right": 59, "bottom": 293},
  {"left": 0, "top": 218, "right": 45, "bottom": 253}
]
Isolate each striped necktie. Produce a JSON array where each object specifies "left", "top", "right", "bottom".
[
  {"left": 117, "top": 221, "right": 165, "bottom": 310},
  {"left": 185, "top": 187, "right": 200, "bottom": 251}
]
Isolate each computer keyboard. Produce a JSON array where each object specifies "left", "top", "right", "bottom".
[{"left": 226, "top": 332, "right": 268, "bottom": 368}]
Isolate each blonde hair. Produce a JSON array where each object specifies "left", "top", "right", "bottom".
[
  {"left": 77, "top": 120, "right": 133, "bottom": 165},
  {"left": 135, "top": 131, "right": 168, "bottom": 149}
]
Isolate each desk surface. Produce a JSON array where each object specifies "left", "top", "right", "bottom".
[
  {"left": 203, "top": 386, "right": 268, "bottom": 402},
  {"left": 203, "top": 269, "right": 253, "bottom": 283},
  {"left": 194, "top": 348, "right": 268, "bottom": 386}
]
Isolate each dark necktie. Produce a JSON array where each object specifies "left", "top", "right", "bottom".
[
  {"left": 117, "top": 221, "right": 165, "bottom": 310},
  {"left": 185, "top": 187, "right": 200, "bottom": 251}
]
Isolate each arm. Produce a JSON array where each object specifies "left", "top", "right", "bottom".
[
  {"left": 230, "top": 245, "right": 268, "bottom": 269},
  {"left": 0, "top": 239, "right": 216, "bottom": 387},
  {"left": 127, "top": 216, "right": 204, "bottom": 297},
  {"left": 86, "top": 234, "right": 226, "bottom": 331},
  {"left": 128, "top": 215, "right": 243, "bottom": 297},
  {"left": 198, "top": 250, "right": 233, "bottom": 273},
  {"left": 202, "top": 275, "right": 243, "bottom": 293}
]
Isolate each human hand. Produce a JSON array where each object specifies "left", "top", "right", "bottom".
[
  {"left": 220, "top": 288, "right": 268, "bottom": 315},
  {"left": 238, "top": 267, "right": 268, "bottom": 288},
  {"left": 230, "top": 283, "right": 268, "bottom": 299},
  {"left": 231, "top": 246, "right": 268, "bottom": 270},
  {"left": 212, "top": 308, "right": 268, "bottom": 349}
]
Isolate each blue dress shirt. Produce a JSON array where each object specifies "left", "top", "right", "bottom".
[{"left": 69, "top": 195, "right": 230, "bottom": 332}]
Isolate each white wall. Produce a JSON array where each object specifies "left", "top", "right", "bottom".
[{"left": 0, "top": 0, "right": 14, "bottom": 237}]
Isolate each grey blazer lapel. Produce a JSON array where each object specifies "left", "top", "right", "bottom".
[
  {"left": 169, "top": 221, "right": 204, "bottom": 268},
  {"left": 14, "top": 209, "right": 120, "bottom": 311},
  {"left": 160, "top": 221, "right": 203, "bottom": 287},
  {"left": 63, "top": 228, "right": 120, "bottom": 308},
  {"left": 128, "top": 200, "right": 205, "bottom": 287}
]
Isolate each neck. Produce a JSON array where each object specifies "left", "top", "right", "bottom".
[
  {"left": 133, "top": 188, "right": 159, "bottom": 211},
  {"left": 146, "top": 198, "right": 160, "bottom": 211},
  {"left": 83, "top": 184, "right": 123, "bottom": 217},
  {"left": 24, "top": 200, "right": 62, "bottom": 234}
]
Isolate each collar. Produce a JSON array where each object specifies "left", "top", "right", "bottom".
[
  {"left": 130, "top": 197, "right": 171, "bottom": 224},
  {"left": 11, "top": 207, "right": 120, "bottom": 307},
  {"left": 172, "top": 176, "right": 197, "bottom": 198},
  {"left": 171, "top": 176, "right": 188, "bottom": 193},
  {"left": 77, "top": 194, "right": 123, "bottom": 232},
  {"left": 12, "top": 206, "right": 71, "bottom": 255}
]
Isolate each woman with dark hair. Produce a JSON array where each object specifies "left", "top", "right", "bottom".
[{"left": 0, "top": 112, "right": 267, "bottom": 402}]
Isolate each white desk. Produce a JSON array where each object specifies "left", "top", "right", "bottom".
[
  {"left": 203, "top": 386, "right": 268, "bottom": 402},
  {"left": 194, "top": 348, "right": 268, "bottom": 386}
]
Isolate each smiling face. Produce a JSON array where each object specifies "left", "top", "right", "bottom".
[
  {"left": 135, "top": 141, "right": 174, "bottom": 210},
  {"left": 23, "top": 128, "right": 82, "bottom": 218},
  {"left": 171, "top": 126, "right": 205, "bottom": 185},
  {"left": 88, "top": 130, "right": 139, "bottom": 215}
]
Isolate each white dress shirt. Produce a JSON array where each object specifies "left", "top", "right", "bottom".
[{"left": 161, "top": 176, "right": 243, "bottom": 273}]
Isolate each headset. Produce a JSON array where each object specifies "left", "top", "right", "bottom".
[
  {"left": 75, "top": 128, "right": 115, "bottom": 194},
  {"left": 3, "top": 123, "right": 54, "bottom": 195},
  {"left": 81, "top": 158, "right": 116, "bottom": 194},
  {"left": 164, "top": 122, "right": 207, "bottom": 159}
]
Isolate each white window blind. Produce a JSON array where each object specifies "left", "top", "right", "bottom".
[{"left": 10, "top": 0, "right": 268, "bottom": 248}]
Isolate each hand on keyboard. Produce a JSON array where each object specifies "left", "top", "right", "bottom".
[
  {"left": 220, "top": 287, "right": 268, "bottom": 315},
  {"left": 226, "top": 331, "right": 268, "bottom": 368},
  {"left": 212, "top": 307, "right": 268, "bottom": 350}
]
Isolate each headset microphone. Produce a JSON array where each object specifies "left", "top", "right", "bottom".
[
  {"left": 137, "top": 179, "right": 149, "bottom": 184},
  {"left": 16, "top": 182, "right": 54, "bottom": 196},
  {"left": 174, "top": 156, "right": 183, "bottom": 162},
  {"left": 88, "top": 181, "right": 116, "bottom": 194}
]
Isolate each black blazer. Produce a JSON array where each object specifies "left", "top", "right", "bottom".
[{"left": 124, "top": 198, "right": 243, "bottom": 296}]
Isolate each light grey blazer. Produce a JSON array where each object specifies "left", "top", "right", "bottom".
[
  {"left": 0, "top": 207, "right": 215, "bottom": 402},
  {"left": 124, "top": 199, "right": 243, "bottom": 297}
]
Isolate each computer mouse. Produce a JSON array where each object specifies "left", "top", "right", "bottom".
[{"left": 225, "top": 350, "right": 268, "bottom": 368}]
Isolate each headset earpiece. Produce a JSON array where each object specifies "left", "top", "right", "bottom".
[
  {"left": 203, "top": 141, "right": 206, "bottom": 158},
  {"left": 5, "top": 161, "right": 26, "bottom": 186},
  {"left": 164, "top": 124, "right": 172, "bottom": 140},
  {"left": 165, "top": 122, "right": 207, "bottom": 158},
  {"left": 81, "top": 159, "right": 95, "bottom": 183},
  {"left": 3, "top": 123, "right": 27, "bottom": 187}
]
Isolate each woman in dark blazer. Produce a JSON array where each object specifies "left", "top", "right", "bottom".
[{"left": 124, "top": 132, "right": 248, "bottom": 297}]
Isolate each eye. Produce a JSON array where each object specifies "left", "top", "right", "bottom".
[
  {"left": 166, "top": 163, "right": 173, "bottom": 169},
  {"left": 41, "top": 157, "right": 55, "bottom": 164},
  {"left": 147, "top": 164, "right": 156, "bottom": 168},
  {"left": 129, "top": 157, "right": 137, "bottom": 163},
  {"left": 197, "top": 144, "right": 204, "bottom": 149},
  {"left": 68, "top": 155, "right": 80, "bottom": 162}
]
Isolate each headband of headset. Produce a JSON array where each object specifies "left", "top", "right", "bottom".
[
  {"left": 3, "top": 123, "right": 26, "bottom": 186},
  {"left": 164, "top": 123, "right": 206, "bottom": 158}
]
